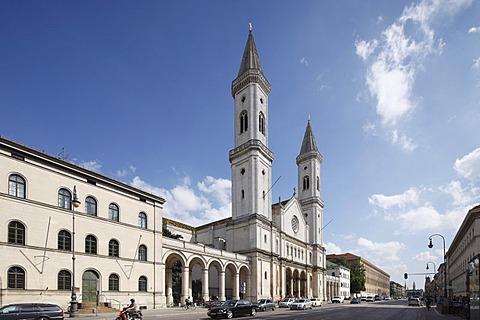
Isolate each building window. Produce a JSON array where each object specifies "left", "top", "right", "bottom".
[
  {"left": 240, "top": 110, "right": 248, "bottom": 133},
  {"left": 259, "top": 112, "right": 265, "bottom": 135},
  {"left": 138, "top": 212, "right": 147, "bottom": 229},
  {"left": 8, "top": 266, "right": 25, "bottom": 289},
  {"left": 303, "top": 176, "right": 310, "bottom": 190},
  {"left": 85, "top": 235, "right": 97, "bottom": 254},
  {"left": 109, "top": 239, "right": 119, "bottom": 257},
  {"left": 265, "top": 272, "right": 267, "bottom": 280},
  {"left": 138, "top": 245, "right": 147, "bottom": 261},
  {"left": 109, "top": 274, "right": 119, "bottom": 291},
  {"left": 9, "top": 174, "right": 26, "bottom": 198},
  {"left": 58, "top": 188, "right": 72, "bottom": 209},
  {"left": 8, "top": 221, "right": 25, "bottom": 245},
  {"left": 109, "top": 203, "right": 119, "bottom": 221},
  {"left": 241, "top": 190, "right": 245, "bottom": 199},
  {"left": 317, "top": 176, "right": 320, "bottom": 191},
  {"left": 138, "top": 276, "right": 147, "bottom": 292},
  {"left": 85, "top": 196, "right": 97, "bottom": 216},
  {"left": 264, "top": 235, "right": 267, "bottom": 243},
  {"left": 58, "top": 270, "right": 71, "bottom": 291},
  {"left": 58, "top": 230, "right": 71, "bottom": 251}
]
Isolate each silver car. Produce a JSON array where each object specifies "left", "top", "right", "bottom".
[{"left": 290, "top": 299, "right": 313, "bottom": 310}]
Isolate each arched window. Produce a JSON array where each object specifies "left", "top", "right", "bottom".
[
  {"left": 85, "top": 196, "right": 97, "bottom": 216},
  {"left": 259, "top": 112, "right": 265, "bottom": 135},
  {"left": 109, "top": 203, "right": 119, "bottom": 222},
  {"left": 240, "top": 110, "right": 248, "bottom": 133},
  {"left": 7, "top": 266, "right": 25, "bottom": 289},
  {"left": 58, "top": 230, "right": 72, "bottom": 251},
  {"left": 8, "top": 221, "right": 25, "bottom": 245},
  {"left": 85, "top": 235, "right": 97, "bottom": 254},
  {"left": 138, "top": 276, "right": 147, "bottom": 292},
  {"left": 109, "top": 239, "right": 119, "bottom": 257},
  {"left": 58, "top": 270, "right": 71, "bottom": 290},
  {"left": 109, "top": 274, "right": 119, "bottom": 291},
  {"left": 138, "top": 245, "right": 147, "bottom": 261},
  {"left": 9, "top": 174, "right": 25, "bottom": 198},
  {"left": 58, "top": 188, "right": 72, "bottom": 209},
  {"left": 138, "top": 212, "right": 147, "bottom": 229},
  {"left": 303, "top": 176, "right": 310, "bottom": 190}
]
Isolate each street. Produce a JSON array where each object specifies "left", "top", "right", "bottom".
[{"left": 129, "top": 299, "right": 463, "bottom": 320}]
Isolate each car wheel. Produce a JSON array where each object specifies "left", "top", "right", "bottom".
[
  {"left": 37, "top": 317, "right": 49, "bottom": 320},
  {"left": 251, "top": 308, "right": 256, "bottom": 316},
  {"left": 226, "top": 310, "right": 233, "bottom": 319},
  {"left": 272, "top": 306, "right": 275, "bottom": 311}
]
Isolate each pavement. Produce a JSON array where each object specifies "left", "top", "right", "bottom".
[{"left": 74, "top": 306, "right": 207, "bottom": 320}]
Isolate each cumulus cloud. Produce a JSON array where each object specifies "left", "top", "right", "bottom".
[
  {"left": 441, "top": 180, "right": 480, "bottom": 206},
  {"left": 78, "top": 160, "right": 102, "bottom": 173},
  {"left": 356, "top": 237, "right": 405, "bottom": 261},
  {"left": 130, "top": 175, "right": 232, "bottom": 226},
  {"left": 454, "top": 147, "right": 480, "bottom": 180},
  {"left": 362, "top": 122, "right": 378, "bottom": 136},
  {"left": 356, "top": 0, "right": 473, "bottom": 147},
  {"left": 469, "top": 27, "right": 480, "bottom": 33},
  {"left": 390, "top": 129, "right": 417, "bottom": 151},
  {"left": 324, "top": 242, "right": 343, "bottom": 254},
  {"left": 369, "top": 187, "right": 420, "bottom": 210},
  {"left": 413, "top": 251, "right": 438, "bottom": 262},
  {"left": 300, "top": 57, "right": 309, "bottom": 66}
]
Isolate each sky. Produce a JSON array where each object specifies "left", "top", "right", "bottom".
[{"left": 1, "top": 0, "right": 479, "bottom": 286}]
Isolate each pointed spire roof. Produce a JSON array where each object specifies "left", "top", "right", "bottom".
[
  {"left": 237, "top": 29, "right": 263, "bottom": 77},
  {"left": 299, "top": 119, "right": 318, "bottom": 155}
]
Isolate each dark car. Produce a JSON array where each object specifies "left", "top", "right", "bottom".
[
  {"left": 207, "top": 299, "right": 257, "bottom": 319},
  {"left": 350, "top": 297, "right": 361, "bottom": 304},
  {"left": 0, "top": 303, "right": 64, "bottom": 320},
  {"left": 256, "top": 299, "right": 275, "bottom": 311}
]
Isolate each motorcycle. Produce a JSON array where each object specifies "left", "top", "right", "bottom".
[{"left": 115, "top": 307, "right": 143, "bottom": 320}]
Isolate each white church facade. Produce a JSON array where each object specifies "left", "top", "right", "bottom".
[{"left": 0, "top": 29, "right": 326, "bottom": 310}]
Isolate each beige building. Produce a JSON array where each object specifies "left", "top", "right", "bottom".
[
  {"left": 0, "top": 29, "right": 327, "bottom": 310},
  {"left": 327, "top": 253, "right": 390, "bottom": 297}
]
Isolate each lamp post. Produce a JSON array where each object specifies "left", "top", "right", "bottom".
[
  {"left": 428, "top": 234, "right": 447, "bottom": 309},
  {"left": 70, "top": 186, "right": 81, "bottom": 318},
  {"left": 426, "top": 261, "right": 437, "bottom": 298}
]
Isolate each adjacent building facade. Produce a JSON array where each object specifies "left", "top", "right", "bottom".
[{"left": 0, "top": 29, "right": 327, "bottom": 310}]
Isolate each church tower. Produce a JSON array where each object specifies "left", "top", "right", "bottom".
[
  {"left": 229, "top": 28, "right": 273, "bottom": 221},
  {"left": 296, "top": 119, "right": 324, "bottom": 245}
]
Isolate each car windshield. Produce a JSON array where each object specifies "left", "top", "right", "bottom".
[
  {"left": 0, "top": 306, "right": 19, "bottom": 313},
  {"left": 222, "top": 300, "right": 237, "bottom": 307},
  {"left": 297, "top": 299, "right": 306, "bottom": 303}
]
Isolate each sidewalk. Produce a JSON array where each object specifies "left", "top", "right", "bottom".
[{"left": 75, "top": 306, "right": 207, "bottom": 320}]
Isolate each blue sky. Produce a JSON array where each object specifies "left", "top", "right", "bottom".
[{"left": 1, "top": 0, "right": 479, "bottom": 286}]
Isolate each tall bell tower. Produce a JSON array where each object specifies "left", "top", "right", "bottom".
[{"left": 229, "top": 28, "right": 273, "bottom": 221}]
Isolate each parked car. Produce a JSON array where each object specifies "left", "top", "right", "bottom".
[
  {"left": 365, "top": 296, "right": 374, "bottom": 302},
  {"left": 350, "top": 297, "right": 361, "bottom": 304},
  {"left": 207, "top": 300, "right": 257, "bottom": 319},
  {"left": 408, "top": 298, "right": 421, "bottom": 306},
  {"left": 289, "top": 299, "right": 313, "bottom": 310},
  {"left": 0, "top": 303, "right": 64, "bottom": 320},
  {"left": 256, "top": 299, "right": 275, "bottom": 311},
  {"left": 332, "top": 296, "right": 345, "bottom": 303},
  {"left": 278, "top": 298, "right": 295, "bottom": 308},
  {"left": 309, "top": 298, "right": 323, "bottom": 307}
]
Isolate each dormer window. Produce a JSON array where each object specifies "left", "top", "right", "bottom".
[{"left": 240, "top": 110, "right": 248, "bottom": 133}]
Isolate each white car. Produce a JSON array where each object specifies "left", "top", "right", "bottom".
[
  {"left": 290, "top": 299, "right": 313, "bottom": 310},
  {"left": 408, "top": 298, "right": 421, "bottom": 306},
  {"left": 365, "top": 296, "right": 374, "bottom": 302},
  {"left": 278, "top": 298, "right": 295, "bottom": 308},
  {"left": 310, "top": 298, "right": 322, "bottom": 307},
  {"left": 332, "top": 296, "right": 345, "bottom": 303}
]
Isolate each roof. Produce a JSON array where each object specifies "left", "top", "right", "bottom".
[
  {"left": 237, "top": 30, "right": 263, "bottom": 77},
  {"left": 299, "top": 119, "right": 319, "bottom": 155}
]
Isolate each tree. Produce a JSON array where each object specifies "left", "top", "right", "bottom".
[
  {"left": 163, "top": 227, "right": 184, "bottom": 240},
  {"left": 328, "top": 258, "right": 366, "bottom": 294}
]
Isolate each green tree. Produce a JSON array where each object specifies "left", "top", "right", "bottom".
[
  {"left": 328, "top": 258, "right": 366, "bottom": 294},
  {"left": 163, "top": 227, "right": 184, "bottom": 240}
]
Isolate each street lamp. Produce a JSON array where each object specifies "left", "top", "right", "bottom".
[
  {"left": 70, "top": 186, "right": 81, "bottom": 318},
  {"left": 426, "top": 261, "right": 436, "bottom": 272},
  {"left": 428, "top": 234, "right": 447, "bottom": 308}
]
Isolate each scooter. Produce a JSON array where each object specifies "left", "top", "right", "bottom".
[{"left": 115, "top": 307, "right": 143, "bottom": 320}]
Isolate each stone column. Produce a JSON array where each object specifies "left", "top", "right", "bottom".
[
  {"left": 202, "top": 268, "right": 209, "bottom": 302},
  {"left": 182, "top": 267, "right": 189, "bottom": 306},
  {"left": 233, "top": 272, "right": 240, "bottom": 300},
  {"left": 219, "top": 270, "right": 226, "bottom": 301},
  {"left": 166, "top": 268, "right": 173, "bottom": 306}
]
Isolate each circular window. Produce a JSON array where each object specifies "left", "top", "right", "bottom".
[{"left": 291, "top": 216, "right": 299, "bottom": 233}]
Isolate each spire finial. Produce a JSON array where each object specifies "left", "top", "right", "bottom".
[{"left": 249, "top": 22, "right": 253, "bottom": 32}]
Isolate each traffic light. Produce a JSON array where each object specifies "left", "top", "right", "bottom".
[{"left": 404, "top": 273, "right": 408, "bottom": 279}]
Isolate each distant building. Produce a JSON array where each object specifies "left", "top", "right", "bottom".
[
  {"left": 326, "top": 261, "right": 350, "bottom": 299},
  {"left": 390, "top": 281, "right": 405, "bottom": 298},
  {"left": 326, "top": 253, "right": 390, "bottom": 297}
]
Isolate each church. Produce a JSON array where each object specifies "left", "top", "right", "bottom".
[{"left": 0, "top": 28, "right": 326, "bottom": 310}]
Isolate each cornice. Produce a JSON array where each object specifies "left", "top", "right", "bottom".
[{"left": 229, "top": 139, "right": 274, "bottom": 163}]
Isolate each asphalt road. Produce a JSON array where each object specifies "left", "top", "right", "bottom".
[{"left": 131, "top": 299, "right": 462, "bottom": 320}]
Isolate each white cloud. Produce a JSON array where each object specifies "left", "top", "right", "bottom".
[
  {"left": 454, "top": 147, "right": 480, "bottom": 180},
  {"left": 300, "top": 57, "right": 309, "bottom": 66},
  {"left": 78, "top": 160, "right": 102, "bottom": 173},
  {"left": 377, "top": 16, "right": 384, "bottom": 24},
  {"left": 441, "top": 180, "right": 480, "bottom": 206},
  {"left": 324, "top": 242, "right": 342, "bottom": 254},
  {"left": 356, "top": 237, "right": 405, "bottom": 262},
  {"left": 413, "top": 251, "right": 438, "bottom": 262},
  {"left": 468, "top": 26, "right": 480, "bottom": 33},
  {"left": 390, "top": 129, "right": 417, "bottom": 151},
  {"left": 362, "top": 122, "right": 378, "bottom": 136},
  {"left": 369, "top": 187, "right": 420, "bottom": 210},
  {"left": 473, "top": 57, "right": 480, "bottom": 69},
  {"left": 130, "top": 175, "right": 232, "bottom": 226},
  {"left": 392, "top": 205, "right": 467, "bottom": 233},
  {"left": 355, "top": 39, "right": 378, "bottom": 61},
  {"left": 116, "top": 165, "right": 136, "bottom": 178}
]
